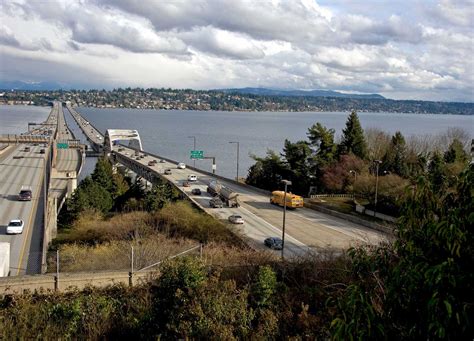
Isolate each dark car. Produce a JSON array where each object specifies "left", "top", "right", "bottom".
[
  {"left": 164, "top": 169, "right": 172, "bottom": 175},
  {"left": 209, "top": 197, "right": 223, "bottom": 208},
  {"left": 39, "top": 148, "right": 45, "bottom": 154},
  {"left": 191, "top": 188, "right": 201, "bottom": 195},
  {"left": 24, "top": 147, "right": 30, "bottom": 152},
  {"left": 264, "top": 237, "right": 283, "bottom": 250}
]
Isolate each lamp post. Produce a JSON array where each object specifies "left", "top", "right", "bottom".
[
  {"left": 373, "top": 160, "right": 382, "bottom": 217},
  {"left": 281, "top": 179, "right": 292, "bottom": 259},
  {"left": 349, "top": 170, "right": 357, "bottom": 198},
  {"left": 188, "top": 136, "right": 196, "bottom": 167},
  {"left": 229, "top": 141, "right": 240, "bottom": 182}
]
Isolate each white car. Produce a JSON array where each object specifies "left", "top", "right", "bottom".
[
  {"left": 6, "top": 219, "right": 24, "bottom": 234},
  {"left": 228, "top": 215, "right": 244, "bottom": 224},
  {"left": 177, "top": 162, "right": 186, "bottom": 169},
  {"left": 188, "top": 174, "right": 197, "bottom": 181}
]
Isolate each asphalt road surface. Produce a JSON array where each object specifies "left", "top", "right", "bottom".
[
  {"left": 0, "top": 105, "right": 59, "bottom": 275},
  {"left": 114, "top": 146, "right": 389, "bottom": 258},
  {"left": 69, "top": 107, "right": 389, "bottom": 258}
]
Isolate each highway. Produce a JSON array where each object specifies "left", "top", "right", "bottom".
[
  {"left": 68, "top": 105, "right": 389, "bottom": 258},
  {"left": 0, "top": 103, "right": 59, "bottom": 275},
  {"left": 50, "top": 105, "right": 82, "bottom": 201}
]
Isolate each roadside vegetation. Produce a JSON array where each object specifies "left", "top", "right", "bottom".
[
  {"left": 0, "top": 114, "right": 471, "bottom": 339},
  {"left": 54, "top": 157, "right": 254, "bottom": 272},
  {"left": 247, "top": 110, "right": 470, "bottom": 217},
  {"left": 1, "top": 164, "right": 472, "bottom": 339}
]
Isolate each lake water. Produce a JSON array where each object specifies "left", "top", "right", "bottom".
[
  {"left": 0, "top": 105, "right": 50, "bottom": 134},
  {"left": 76, "top": 108, "right": 474, "bottom": 179}
]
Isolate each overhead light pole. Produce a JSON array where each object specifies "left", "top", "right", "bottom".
[
  {"left": 229, "top": 141, "right": 240, "bottom": 182},
  {"left": 281, "top": 179, "right": 292, "bottom": 260},
  {"left": 188, "top": 136, "right": 196, "bottom": 167},
  {"left": 349, "top": 170, "right": 357, "bottom": 198},
  {"left": 373, "top": 160, "right": 382, "bottom": 217}
]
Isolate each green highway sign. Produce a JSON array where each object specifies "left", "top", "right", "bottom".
[
  {"left": 190, "top": 150, "right": 204, "bottom": 159},
  {"left": 57, "top": 143, "right": 69, "bottom": 149}
]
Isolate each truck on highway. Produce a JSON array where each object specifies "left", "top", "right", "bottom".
[
  {"left": 207, "top": 181, "right": 240, "bottom": 207},
  {"left": 270, "top": 191, "right": 304, "bottom": 209},
  {"left": 0, "top": 242, "right": 10, "bottom": 277}
]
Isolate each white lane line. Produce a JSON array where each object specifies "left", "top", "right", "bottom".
[
  {"left": 289, "top": 210, "right": 372, "bottom": 242},
  {"left": 238, "top": 205, "right": 307, "bottom": 248}
]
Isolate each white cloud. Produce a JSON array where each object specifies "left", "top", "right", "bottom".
[{"left": 0, "top": 0, "right": 472, "bottom": 101}]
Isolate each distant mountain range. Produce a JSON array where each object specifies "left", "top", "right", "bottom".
[
  {"left": 219, "top": 87, "right": 385, "bottom": 99},
  {"left": 0, "top": 81, "right": 72, "bottom": 91}
]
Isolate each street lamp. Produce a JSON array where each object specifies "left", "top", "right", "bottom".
[
  {"left": 373, "top": 160, "right": 382, "bottom": 217},
  {"left": 229, "top": 141, "right": 240, "bottom": 182},
  {"left": 188, "top": 136, "right": 196, "bottom": 167},
  {"left": 349, "top": 170, "right": 357, "bottom": 198},
  {"left": 281, "top": 179, "right": 292, "bottom": 259}
]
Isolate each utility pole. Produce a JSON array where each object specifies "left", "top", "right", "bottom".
[
  {"left": 373, "top": 160, "right": 382, "bottom": 217},
  {"left": 281, "top": 179, "right": 292, "bottom": 259},
  {"left": 229, "top": 141, "right": 240, "bottom": 181},
  {"left": 188, "top": 136, "right": 196, "bottom": 168}
]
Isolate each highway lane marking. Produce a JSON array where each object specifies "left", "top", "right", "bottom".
[
  {"left": 288, "top": 210, "right": 375, "bottom": 242},
  {"left": 238, "top": 205, "right": 307, "bottom": 248},
  {"left": 16, "top": 158, "right": 43, "bottom": 275}
]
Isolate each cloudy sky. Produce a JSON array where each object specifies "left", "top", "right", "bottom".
[{"left": 1, "top": 0, "right": 473, "bottom": 101}]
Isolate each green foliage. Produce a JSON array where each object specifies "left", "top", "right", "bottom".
[
  {"left": 338, "top": 111, "right": 368, "bottom": 159},
  {"left": 150, "top": 257, "right": 206, "bottom": 338},
  {"left": 246, "top": 150, "right": 289, "bottom": 191},
  {"left": 444, "top": 138, "right": 468, "bottom": 164},
  {"left": 251, "top": 265, "right": 277, "bottom": 308},
  {"left": 331, "top": 164, "right": 473, "bottom": 340},
  {"left": 282, "top": 139, "right": 313, "bottom": 194},
  {"left": 428, "top": 152, "right": 446, "bottom": 193},
  {"left": 144, "top": 179, "right": 179, "bottom": 212},
  {"left": 307, "top": 122, "right": 337, "bottom": 164},
  {"left": 383, "top": 131, "right": 408, "bottom": 177}
]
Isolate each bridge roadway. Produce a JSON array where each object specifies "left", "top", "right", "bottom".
[
  {"left": 66, "top": 104, "right": 103, "bottom": 152},
  {"left": 0, "top": 103, "right": 59, "bottom": 275},
  {"left": 70, "top": 107, "right": 389, "bottom": 257},
  {"left": 49, "top": 105, "right": 82, "bottom": 201}
]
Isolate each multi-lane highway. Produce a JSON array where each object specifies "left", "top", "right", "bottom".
[
  {"left": 115, "top": 145, "right": 388, "bottom": 257},
  {"left": 68, "top": 105, "right": 389, "bottom": 257},
  {"left": 0, "top": 103, "right": 59, "bottom": 275},
  {"left": 49, "top": 105, "right": 82, "bottom": 200}
]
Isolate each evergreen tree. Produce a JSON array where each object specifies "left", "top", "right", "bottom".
[
  {"left": 246, "top": 150, "right": 289, "bottom": 191},
  {"left": 428, "top": 152, "right": 446, "bottom": 193},
  {"left": 383, "top": 131, "right": 408, "bottom": 177},
  {"left": 444, "top": 138, "right": 468, "bottom": 163},
  {"left": 338, "top": 111, "right": 368, "bottom": 159},
  {"left": 282, "top": 139, "right": 313, "bottom": 194},
  {"left": 307, "top": 122, "right": 336, "bottom": 164}
]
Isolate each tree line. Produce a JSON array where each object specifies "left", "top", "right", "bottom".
[{"left": 246, "top": 111, "right": 470, "bottom": 215}]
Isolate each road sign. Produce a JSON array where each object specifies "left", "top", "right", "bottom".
[
  {"left": 190, "top": 150, "right": 204, "bottom": 159},
  {"left": 57, "top": 143, "right": 69, "bottom": 149}
]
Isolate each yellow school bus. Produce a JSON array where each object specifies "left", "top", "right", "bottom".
[{"left": 270, "top": 191, "right": 304, "bottom": 208}]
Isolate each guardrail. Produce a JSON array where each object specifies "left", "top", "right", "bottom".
[{"left": 310, "top": 193, "right": 355, "bottom": 199}]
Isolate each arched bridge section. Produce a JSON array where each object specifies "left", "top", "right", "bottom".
[{"left": 105, "top": 129, "right": 143, "bottom": 152}]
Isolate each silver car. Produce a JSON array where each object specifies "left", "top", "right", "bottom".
[{"left": 228, "top": 215, "right": 244, "bottom": 224}]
